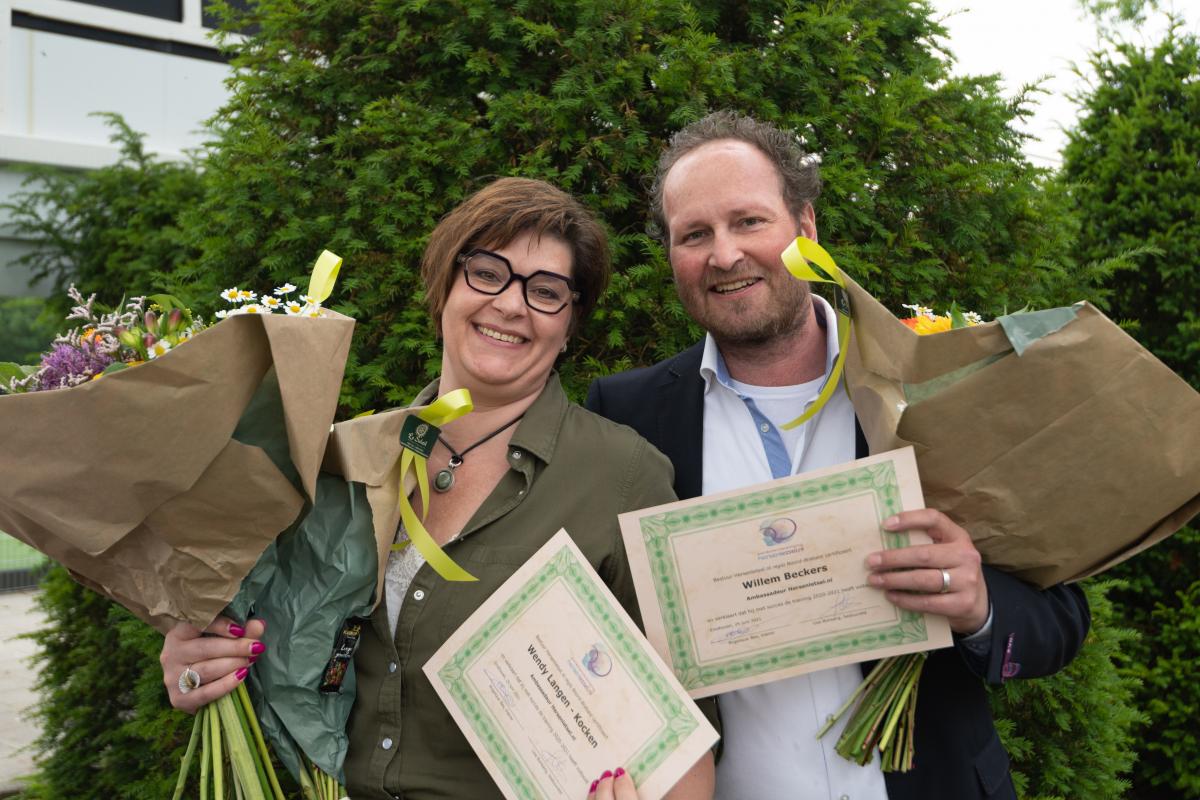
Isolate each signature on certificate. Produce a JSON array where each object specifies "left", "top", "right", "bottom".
[
  {"left": 484, "top": 666, "right": 517, "bottom": 708},
  {"left": 824, "top": 593, "right": 862, "bottom": 616},
  {"left": 529, "top": 738, "right": 568, "bottom": 777}
]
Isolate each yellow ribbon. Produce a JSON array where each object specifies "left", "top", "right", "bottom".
[
  {"left": 307, "top": 250, "right": 343, "bottom": 305},
  {"left": 778, "top": 237, "right": 852, "bottom": 430},
  {"left": 395, "top": 388, "right": 478, "bottom": 581}
]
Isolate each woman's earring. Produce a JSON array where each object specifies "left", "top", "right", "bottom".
[{"left": 560, "top": 341, "right": 568, "bottom": 353}]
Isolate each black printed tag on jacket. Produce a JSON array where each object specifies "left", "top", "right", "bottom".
[
  {"left": 399, "top": 415, "right": 439, "bottom": 459},
  {"left": 319, "top": 617, "right": 368, "bottom": 694}
]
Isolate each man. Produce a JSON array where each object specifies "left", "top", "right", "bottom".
[{"left": 586, "top": 111, "right": 1090, "bottom": 799}]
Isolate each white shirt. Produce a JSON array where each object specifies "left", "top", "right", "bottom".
[{"left": 702, "top": 296, "right": 890, "bottom": 800}]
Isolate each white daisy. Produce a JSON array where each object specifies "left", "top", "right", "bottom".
[
  {"left": 215, "top": 309, "right": 229, "bottom": 319},
  {"left": 147, "top": 339, "right": 172, "bottom": 359},
  {"left": 304, "top": 304, "right": 323, "bottom": 318},
  {"left": 240, "top": 303, "right": 264, "bottom": 314},
  {"left": 237, "top": 290, "right": 257, "bottom": 303},
  {"left": 963, "top": 311, "right": 983, "bottom": 325},
  {"left": 261, "top": 296, "right": 282, "bottom": 309},
  {"left": 220, "top": 288, "right": 240, "bottom": 303},
  {"left": 283, "top": 301, "right": 304, "bottom": 316},
  {"left": 902, "top": 303, "right": 935, "bottom": 319},
  {"left": 298, "top": 294, "right": 311, "bottom": 304},
  {"left": 274, "top": 283, "right": 297, "bottom": 296}
]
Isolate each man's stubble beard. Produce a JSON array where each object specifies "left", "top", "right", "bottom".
[{"left": 679, "top": 276, "right": 813, "bottom": 351}]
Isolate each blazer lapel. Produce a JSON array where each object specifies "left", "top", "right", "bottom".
[{"left": 655, "top": 343, "right": 706, "bottom": 501}]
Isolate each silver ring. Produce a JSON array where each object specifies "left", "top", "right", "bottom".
[
  {"left": 939, "top": 568, "right": 951, "bottom": 594},
  {"left": 177, "top": 665, "right": 202, "bottom": 694}
]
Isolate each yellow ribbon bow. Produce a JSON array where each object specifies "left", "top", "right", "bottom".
[
  {"left": 778, "top": 237, "right": 852, "bottom": 430},
  {"left": 306, "top": 250, "right": 343, "bottom": 305},
  {"left": 395, "top": 389, "right": 478, "bottom": 581}
]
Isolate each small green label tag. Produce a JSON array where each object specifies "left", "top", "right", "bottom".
[{"left": 400, "top": 415, "right": 439, "bottom": 458}]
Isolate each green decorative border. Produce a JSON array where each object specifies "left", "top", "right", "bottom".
[
  {"left": 437, "top": 546, "right": 700, "bottom": 799},
  {"left": 639, "top": 462, "right": 928, "bottom": 691}
]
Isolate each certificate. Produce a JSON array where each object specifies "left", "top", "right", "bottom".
[
  {"left": 424, "top": 529, "right": 718, "bottom": 800},
  {"left": 618, "top": 447, "right": 952, "bottom": 698}
]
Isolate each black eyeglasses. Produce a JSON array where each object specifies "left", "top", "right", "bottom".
[{"left": 456, "top": 248, "right": 580, "bottom": 315}]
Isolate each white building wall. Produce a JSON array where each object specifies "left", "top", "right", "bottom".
[{"left": 0, "top": 0, "right": 232, "bottom": 296}]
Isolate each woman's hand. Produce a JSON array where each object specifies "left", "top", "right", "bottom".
[
  {"left": 587, "top": 768, "right": 635, "bottom": 800},
  {"left": 587, "top": 752, "right": 715, "bottom": 800},
  {"left": 160, "top": 615, "right": 266, "bottom": 713}
]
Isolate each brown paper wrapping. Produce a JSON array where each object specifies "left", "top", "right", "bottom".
[
  {"left": 841, "top": 274, "right": 1200, "bottom": 587},
  {"left": 0, "top": 311, "right": 355, "bottom": 631},
  {"left": 320, "top": 407, "right": 419, "bottom": 608}
]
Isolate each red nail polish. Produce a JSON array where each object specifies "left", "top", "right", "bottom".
[
  {"left": 614, "top": 767, "right": 626, "bottom": 778},
  {"left": 235, "top": 667, "right": 248, "bottom": 681},
  {"left": 248, "top": 655, "right": 259, "bottom": 664},
  {"left": 588, "top": 780, "right": 598, "bottom": 794},
  {"left": 229, "top": 624, "right": 246, "bottom": 638},
  {"left": 250, "top": 642, "right": 266, "bottom": 655},
  {"left": 600, "top": 770, "right": 612, "bottom": 780}
]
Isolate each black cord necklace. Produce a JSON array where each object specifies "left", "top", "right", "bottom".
[{"left": 432, "top": 413, "right": 525, "bottom": 493}]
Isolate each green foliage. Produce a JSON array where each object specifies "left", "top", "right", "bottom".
[
  {"left": 0, "top": 296, "right": 56, "bottom": 363},
  {"left": 1061, "top": 22, "right": 1200, "bottom": 797},
  {"left": 175, "top": 0, "right": 1107, "bottom": 412},
  {"left": 11, "top": 1, "right": 1141, "bottom": 796},
  {"left": 1129, "top": 578, "right": 1200, "bottom": 797},
  {"left": 0, "top": 114, "right": 203, "bottom": 318},
  {"left": 1061, "top": 23, "right": 1200, "bottom": 389},
  {"left": 17, "top": 567, "right": 191, "bottom": 800},
  {"left": 990, "top": 580, "right": 1143, "bottom": 800}
]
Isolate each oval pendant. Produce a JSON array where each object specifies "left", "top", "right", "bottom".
[{"left": 433, "top": 468, "right": 455, "bottom": 493}]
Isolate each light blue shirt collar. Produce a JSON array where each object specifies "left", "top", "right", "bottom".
[{"left": 699, "top": 293, "right": 842, "bottom": 393}]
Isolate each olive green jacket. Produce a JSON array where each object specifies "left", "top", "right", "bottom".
[{"left": 344, "top": 374, "right": 679, "bottom": 799}]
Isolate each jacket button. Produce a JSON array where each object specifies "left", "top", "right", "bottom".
[
  {"left": 381, "top": 737, "right": 394, "bottom": 750},
  {"left": 413, "top": 589, "right": 425, "bottom": 601}
]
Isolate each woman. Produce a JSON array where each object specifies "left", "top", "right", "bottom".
[{"left": 160, "top": 178, "right": 714, "bottom": 799}]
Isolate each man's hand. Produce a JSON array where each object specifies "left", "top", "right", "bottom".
[{"left": 866, "top": 509, "right": 990, "bottom": 635}]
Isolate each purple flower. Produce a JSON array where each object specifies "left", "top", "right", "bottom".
[{"left": 35, "top": 341, "right": 115, "bottom": 391}]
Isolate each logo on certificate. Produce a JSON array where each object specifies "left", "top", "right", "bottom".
[
  {"left": 582, "top": 644, "right": 613, "bottom": 677},
  {"left": 759, "top": 517, "right": 798, "bottom": 547}
]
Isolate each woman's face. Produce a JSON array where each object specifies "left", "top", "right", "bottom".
[{"left": 439, "top": 229, "right": 575, "bottom": 405}]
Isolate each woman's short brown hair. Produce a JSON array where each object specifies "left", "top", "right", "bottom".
[{"left": 421, "top": 177, "right": 610, "bottom": 332}]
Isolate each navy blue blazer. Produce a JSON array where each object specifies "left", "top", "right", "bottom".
[{"left": 586, "top": 342, "right": 1090, "bottom": 800}]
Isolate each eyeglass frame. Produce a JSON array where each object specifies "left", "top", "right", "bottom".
[{"left": 455, "top": 248, "right": 581, "bottom": 315}]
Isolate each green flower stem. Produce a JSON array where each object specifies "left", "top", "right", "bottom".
[
  {"left": 172, "top": 710, "right": 204, "bottom": 800},
  {"left": 816, "top": 657, "right": 887, "bottom": 739},
  {"left": 229, "top": 684, "right": 272, "bottom": 799},
  {"left": 832, "top": 654, "right": 926, "bottom": 767},
  {"left": 297, "top": 759, "right": 318, "bottom": 800},
  {"left": 236, "top": 682, "right": 286, "bottom": 800},
  {"left": 200, "top": 706, "right": 211, "bottom": 800},
  {"left": 210, "top": 701, "right": 224, "bottom": 800},
  {"left": 215, "top": 694, "right": 267, "bottom": 800},
  {"left": 877, "top": 655, "right": 923, "bottom": 751}
]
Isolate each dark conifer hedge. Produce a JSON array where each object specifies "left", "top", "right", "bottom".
[{"left": 5, "top": 1, "right": 1155, "bottom": 797}]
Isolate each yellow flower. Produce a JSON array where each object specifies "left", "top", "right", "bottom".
[{"left": 912, "top": 315, "right": 953, "bottom": 335}]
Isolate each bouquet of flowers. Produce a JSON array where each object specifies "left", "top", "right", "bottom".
[
  {"left": 0, "top": 254, "right": 357, "bottom": 797},
  {"left": 783, "top": 236, "right": 1200, "bottom": 771}
]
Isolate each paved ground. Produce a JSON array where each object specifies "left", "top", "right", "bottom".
[{"left": 0, "top": 590, "right": 42, "bottom": 795}]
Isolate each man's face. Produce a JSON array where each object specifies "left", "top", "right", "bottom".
[{"left": 662, "top": 140, "right": 817, "bottom": 347}]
